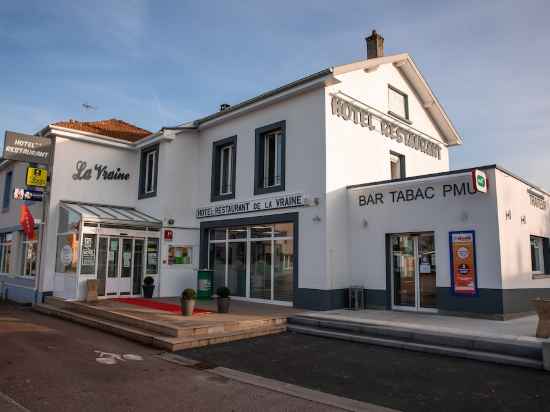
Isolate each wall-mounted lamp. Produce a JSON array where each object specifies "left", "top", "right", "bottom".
[
  {"left": 312, "top": 215, "right": 322, "bottom": 223},
  {"left": 505, "top": 210, "right": 512, "bottom": 220},
  {"left": 521, "top": 215, "right": 527, "bottom": 224},
  {"left": 460, "top": 211, "right": 469, "bottom": 222},
  {"left": 362, "top": 218, "right": 368, "bottom": 228}
]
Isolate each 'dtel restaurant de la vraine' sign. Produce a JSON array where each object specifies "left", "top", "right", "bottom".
[
  {"left": 196, "top": 193, "right": 306, "bottom": 218},
  {"left": 331, "top": 94, "right": 442, "bottom": 160}
]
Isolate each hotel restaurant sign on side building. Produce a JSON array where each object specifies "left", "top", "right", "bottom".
[
  {"left": 330, "top": 94, "right": 442, "bottom": 160},
  {"left": 3, "top": 131, "right": 52, "bottom": 164},
  {"left": 196, "top": 193, "right": 307, "bottom": 218}
]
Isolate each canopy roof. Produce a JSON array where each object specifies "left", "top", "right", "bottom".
[{"left": 60, "top": 201, "right": 161, "bottom": 228}]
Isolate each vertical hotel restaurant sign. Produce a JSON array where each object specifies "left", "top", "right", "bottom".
[
  {"left": 3, "top": 131, "right": 52, "bottom": 165},
  {"left": 449, "top": 231, "right": 478, "bottom": 296}
]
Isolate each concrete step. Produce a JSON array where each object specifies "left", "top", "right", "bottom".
[
  {"left": 288, "top": 324, "right": 543, "bottom": 370},
  {"left": 33, "top": 303, "right": 287, "bottom": 352},
  {"left": 288, "top": 315, "right": 544, "bottom": 369}
]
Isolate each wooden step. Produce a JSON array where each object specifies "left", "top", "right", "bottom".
[
  {"left": 155, "top": 325, "right": 288, "bottom": 352},
  {"left": 33, "top": 303, "right": 160, "bottom": 345},
  {"left": 33, "top": 303, "right": 288, "bottom": 352}
]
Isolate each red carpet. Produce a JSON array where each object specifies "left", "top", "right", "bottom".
[{"left": 113, "top": 298, "right": 211, "bottom": 315}]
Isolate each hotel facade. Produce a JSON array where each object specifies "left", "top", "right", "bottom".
[{"left": 1, "top": 32, "right": 549, "bottom": 319}]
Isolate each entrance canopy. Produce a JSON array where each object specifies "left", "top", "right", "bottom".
[{"left": 60, "top": 201, "right": 161, "bottom": 228}]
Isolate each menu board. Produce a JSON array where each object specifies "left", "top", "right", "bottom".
[
  {"left": 80, "top": 234, "right": 97, "bottom": 275},
  {"left": 449, "top": 231, "right": 478, "bottom": 296}
]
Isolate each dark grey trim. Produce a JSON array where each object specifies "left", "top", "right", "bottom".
[
  {"left": 389, "top": 150, "right": 406, "bottom": 179},
  {"left": 254, "top": 120, "right": 286, "bottom": 195},
  {"left": 437, "top": 287, "right": 504, "bottom": 315},
  {"left": 138, "top": 143, "right": 159, "bottom": 199},
  {"left": 542, "top": 237, "right": 550, "bottom": 275},
  {"left": 294, "top": 288, "right": 347, "bottom": 311},
  {"left": 384, "top": 234, "right": 392, "bottom": 309},
  {"left": 188, "top": 69, "right": 332, "bottom": 127},
  {"left": 347, "top": 163, "right": 550, "bottom": 197},
  {"left": 364, "top": 289, "right": 388, "bottom": 309},
  {"left": 502, "top": 288, "right": 550, "bottom": 314},
  {"left": 210, "top": 135, "right": 237, "bottom": 202},
  {"left": 199, "top": 212, "right": 299, "bottom": 305},
  {"left": 388, "top": 84, "right": 409, "bottom": 121}
]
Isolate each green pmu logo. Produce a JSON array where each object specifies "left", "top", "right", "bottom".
[{"left": 477, "top": 175, "right": 486, "bottom": 187}]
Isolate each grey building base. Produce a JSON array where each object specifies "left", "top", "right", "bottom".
[
  {"left": 294, "top": 288, "right": 348, "bottom": 311},
  {"left": 0, "top": 275, "right": 39, "bottom": 304}
]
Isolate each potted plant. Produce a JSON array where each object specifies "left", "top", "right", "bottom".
[
  {"left": 142, "top": 276, "right": 155, "bottom": 299},
  {"left": 216, "top": 286, "right": 231, "bottom": 313},
  {"left": 181, "top": 288, "right": 196, "bottom": 316}
]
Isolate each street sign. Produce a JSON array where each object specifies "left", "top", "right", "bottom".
[
  {"left": 13, "top": 188, "right": 44, "bottom": 202},
  {"left": 3, "top": 131, "right": 52, "bottom": 165},
  {"left": 26, "top": 167, "right": 48, "bottom": 187},
  {"left": 472, "top": 169, "right": 488, "bottom": 193}
]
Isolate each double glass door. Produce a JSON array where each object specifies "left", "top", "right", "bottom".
[
  {"left": 391, "top": 233, "right": 437, "bottom": 311},
  {"left": 97, "top": 236, "right": 145, "bottom": 297}
]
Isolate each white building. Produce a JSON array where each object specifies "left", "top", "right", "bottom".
[{"left": 1, "top": 31, "right": 548, "bottom": 318}]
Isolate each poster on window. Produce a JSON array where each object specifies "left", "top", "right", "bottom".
[{"left": 449, "top": 231, "right": 478, "bottom": 296}]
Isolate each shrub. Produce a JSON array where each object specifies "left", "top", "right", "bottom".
[
  {"left": 182, "top": 288, "right": 197, "bottom": 300},
  {"left": 216, "top": 286, "right": 231, "bottom": 299},
  {"left": 143, "top": 276, "right": 155, "bottom": 286}
]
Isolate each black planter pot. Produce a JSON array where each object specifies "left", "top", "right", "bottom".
[
  {"left": 217, "top": 297, "right": 231, "bottom": 313},
  {"left": 142, "top": 285, "right": 155, "bottom": 299}
]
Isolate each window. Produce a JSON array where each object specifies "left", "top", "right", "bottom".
[
  {"left": 2, "top": 171, "right": 13, "bottom": 211},
  {"left": 531, "top": 236, "right": 546, "bottom": 274},
  {"left": 80, "top": 233, "right": 97, "bottom": 275},
  {"left": 139, "top": 144, "right": 159, "bottom": 199},
  {"left": 390, "top": 152, "right": 405, "bottom": 180},
  {"left": 0, "top": 233, "right": 13, "bottom": 273},
  {"left": 55, "top": 206, "right": 80, "bottom": 273},
  {"left": 211, "top": 136, "right": 237, "bottom": 201},
  {"left": 254, "top": 121, "right": 286, "bottom": 195},
  {"left": 388, "top": 85, "right": 409, "bottom": 121},
  {"left": 21, "top": 230, "right": 38, "bottom": 277}
]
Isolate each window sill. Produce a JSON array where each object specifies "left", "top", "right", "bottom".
[
  {"left": 254, "top": 185, "right": 285, "bottom": 196},
  {"left": 210, "top": 192, "right": 236, "bottom": 203},
  {"left": 388, "top": 111, "right": 412, "bottom": 125},
  {"left": 532, "top": 273, "right": 550, "bottom": 279},
  {"left": 138, "top": 191, "right": 157, "bottom": 200}
]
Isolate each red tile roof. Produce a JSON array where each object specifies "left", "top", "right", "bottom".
[{"left": 52, "top": 119, "right": 151, "bottom": 142}]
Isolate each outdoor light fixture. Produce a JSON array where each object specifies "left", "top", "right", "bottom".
[
  {"left": 313, "top": 215, "right": 321, "bottom": 223},
  {"left": 362, "top": 218, "right": 368, "bottom": 228}
]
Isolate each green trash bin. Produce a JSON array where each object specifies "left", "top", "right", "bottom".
[{"left": 197, "top": 269, "right": 214, "bottom": 300}]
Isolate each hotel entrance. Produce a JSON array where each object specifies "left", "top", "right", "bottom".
[
  {"left": 202, "top": 215, "right": 298, "bottom": 306},
  {"left": 390, "top": 232, "right": 437, "bottom": 311}
]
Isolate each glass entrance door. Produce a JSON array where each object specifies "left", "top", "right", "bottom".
[
  {"left": 391, "top": 233, "right": 437, "bottom": 311},
  {"left": 98, "top": 236, "right": 145, "bottom": 297}
]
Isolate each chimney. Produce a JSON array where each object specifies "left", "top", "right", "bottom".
[
  {"left": 220, "top": 103, "right": 231, "bottom": 111},
  {"left": 365, "top": 30, "right": 384, "bottom": 59}
]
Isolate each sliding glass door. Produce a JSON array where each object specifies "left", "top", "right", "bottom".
[{"left": 208, "top": 223, "right": 294, "bottom": 305}]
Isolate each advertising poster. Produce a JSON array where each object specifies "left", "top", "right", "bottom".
[{"left": 449, "top": 231, "right": 478, "bottom": 296}]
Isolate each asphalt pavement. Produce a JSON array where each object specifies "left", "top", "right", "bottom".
[
  {"left": 180, "top": 331, "right": 550, "bottom": 412},
  {"left": 0, "top": 303, "right": 342, "bottom": 412}
]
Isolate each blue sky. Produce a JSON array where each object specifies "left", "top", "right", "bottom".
[{"left": 1, "top": 1, "right": 549, "bottom": 186}]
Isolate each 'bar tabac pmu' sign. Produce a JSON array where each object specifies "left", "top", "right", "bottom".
[{"left": 3, "top": 131, "right": 52, "bottom": 165}]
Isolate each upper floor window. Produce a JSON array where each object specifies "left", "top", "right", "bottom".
[
  {"left": 388, "top": 85, "right": 409, "bottom": 121},
  {"left": 255, "top": 121, "right": 286, "bottom": 195},
  {"left": 531, "top": 236, "right": 547, "bottom": 275},
  {"left": 139, "top": 144, "right": 159, "bottom": 199},
  {"left": 211, "top": 136, "right": 237, "bottom": 202},
  {"left": 0, "top": 233, "right": 12, "bottom": 274},
  {"left": 390, "top": 152, "right": 405, "bottom": 180},
  {"left": 2, "top": 171, "right": 13, "bottom": 211}
]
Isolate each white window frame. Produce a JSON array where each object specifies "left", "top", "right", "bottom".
[
  {"left": 21, "top": 233, "right": 38, "bottom": 278},
  {"left": 263, "top": 131, "right": 282, "bottom": 188},
  {"left": 531, "top": 236, "right": 545, "bottom": 274},
  {"left": 144, "top": 150, "right": 157, "bottom": 194},
  {"left": 219, "top": 145, "right": 234, "bottom": 195}
]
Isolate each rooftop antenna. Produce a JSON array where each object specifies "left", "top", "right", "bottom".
[{"left": 82, "top": 103, "right": 98, "bottom": 111}]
